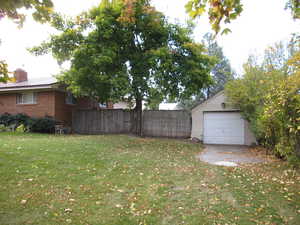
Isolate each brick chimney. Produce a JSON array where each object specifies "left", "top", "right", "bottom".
[{"left": 14, "top": 69, "right": 28, "bottom": 83}]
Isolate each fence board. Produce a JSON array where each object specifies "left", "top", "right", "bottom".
[
  {"left": 142, "top": 110, "right": 191, "bottom": 138},
  {"left": 72, "top": 109, "right": 191, "bottom": 138}
]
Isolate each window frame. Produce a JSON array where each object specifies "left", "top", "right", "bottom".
[
  {"left": 16, "top": 92, "right": 37, "bottom": 105},
  {"left": 65, "top": 92, "right": 77, "bottom": 105}
]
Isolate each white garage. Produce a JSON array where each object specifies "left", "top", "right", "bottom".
[
  {"left": 203, "top": 112, "right": 245, "bottom": 145},
  {"left": 191, "top": 91, "right": 256, "bottom": 145}
]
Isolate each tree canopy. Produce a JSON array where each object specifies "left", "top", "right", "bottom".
[{"left": 31, "top": 0, "right": 215, "bottom": 134}]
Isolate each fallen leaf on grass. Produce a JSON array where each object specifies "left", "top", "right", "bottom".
[
  {"left": 116, "top": 204, "right": 122, "bottom": 208},
  {"left": 64, "top": 208, "right": 72, "bottom": 213}
]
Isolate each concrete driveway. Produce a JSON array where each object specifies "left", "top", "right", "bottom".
[{"left": 197, "top": 145, "right": 266, "bottom": 167}]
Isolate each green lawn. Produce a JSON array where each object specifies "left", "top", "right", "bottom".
[{"left": 0, "top": 133, "right": 299, "bottom": 225}]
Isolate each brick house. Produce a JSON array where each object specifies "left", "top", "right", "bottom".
[{"left": 0, "top": 69, "right": 113, "bottom": 125}]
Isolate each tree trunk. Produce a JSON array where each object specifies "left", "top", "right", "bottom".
[
  {"left": 134, "top": 98, "right": 143, "bottom": 136},
  {"left": 207, "top": 87, "right": 210, "bottom": 99}
]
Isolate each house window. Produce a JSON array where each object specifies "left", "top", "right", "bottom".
[
  {"left": 65, "top": 93, "right": 77, "bottom": 105},
  {"left": 16, "top": 92, "right": 37, "bottom": 104}
]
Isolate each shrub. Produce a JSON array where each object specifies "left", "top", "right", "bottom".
[
  {"left": 0, "top": 113, "right": 14, "bottom": 126},
  {"left": 15, "top": 124, "right": 26, "bottom": 133},
  {"left": 0, "top": 113, "right": 32, "bottom": 128},
  {"left": 259, "top": 74, "right": 300, "bottom": 164},
  {"left": 12, "top": 113, "right": 32, "bottom": 127},
  {"left": 0, "top": 113, "right": 58, "bottom": 133},
  {"left": 225, "top": 41, "right": 300, "bottom": 166},
  {"left": 0, "top": 124, "right": 9, "bottom": 132},
  {"left": 30, "top": 117, "right": 57, "bottom": 133}
]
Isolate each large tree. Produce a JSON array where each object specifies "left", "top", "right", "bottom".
[
  {"left": 0, "top": 0, "right": 54, "bottom": 82},
  {"left": 31, "top": 0, "right": 214, "bottom": 135}
]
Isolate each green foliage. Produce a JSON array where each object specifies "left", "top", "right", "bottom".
[
  {"left": 258, "top": 64, "right": 300, "bottom": 165},
  {"left": 178, "top": 33, "right": 234, "bottom": 110},
  {"left": 185, "top": 0, "right": 243, "bottom": 34},
  {"left": 286, "top": 0, "right": 300, "bottom": 19},
  {"left": 0, "top": 113, "right": 11, "bottom": 126},
  {"left": 0, "top": 60, "right": 9, "bottom": 83},
  {"left": 31, "top": 0, "right": 214, "bottom": 114},
  {"left": 0, "top": 113, "right": 30, "bottom": 127},
  {"left": 15, "top": 124, "right": 26, "bottom": 132},
  {"left": 29, "top": 12, "right": 90, "bottom": 65},
  {"left": 0, "top": 0, "right": 54, "bottom": 25},
  {"left": 225, "top": 41, "right": 300, "bottom": 164},
  {"left": 144, "top": 88, "right": 164, "bottom": 110},
  {"left": 177, "top": 91, "right": 206, "bottom": 111},
  {"left": 186, "top": 0, "right": 299, "bottom": 34},
  {"left": 0, "top": 113, "right": 32, "bottom": 132},
  {"left": 30, "top": 116, "right": 57, "bottom": 133},
  {"left": 226, "top": 62, "right": 285, "bottom": 132},
  {"left": 0, "top": 124, "right": 9, "bottom": 132},
  {"left": 0, "top": 113, "right": 57, "bottom": 133},
  {"left": 201, "top": 33, "right": 234, "bottom": 97}
]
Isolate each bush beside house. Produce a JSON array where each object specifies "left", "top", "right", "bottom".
[{"left": 0, "top": 113, "right": 57, "bottom": 133}]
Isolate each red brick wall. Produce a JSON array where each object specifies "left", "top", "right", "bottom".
[
  {"left": 0, "top": 90, "right": 114, "bottom": 125},
  {"left": 0, "top": 91, "right": 55, "bottom": 118},
  {"left": 54, "top": 91, "right": 74, "bottom": 125}
]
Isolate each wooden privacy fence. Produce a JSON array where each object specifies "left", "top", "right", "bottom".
[
  {"left": 72, "top": 109, "right": 191, "bottom": 138},
  {"left": 72, "top": 109, "right": 133, "bottom": 134},
  {"left": 142, "top": 110, "right": 191, "bottom": 138}
]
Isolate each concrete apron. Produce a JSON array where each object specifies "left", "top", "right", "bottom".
[{"left": 197, "top": 145, "right": 266, "bottom": 167}]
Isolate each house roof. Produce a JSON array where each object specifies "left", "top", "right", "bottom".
[
  {"left": 191, "top": 90, "right": 225, "bottom": 112},
  {"left": 0, "top": 77, "right": 58, "bottom": 92}
]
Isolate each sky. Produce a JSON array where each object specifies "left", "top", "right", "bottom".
[{"left": 0, "top": 0, "right": 299, "bottom": 79}]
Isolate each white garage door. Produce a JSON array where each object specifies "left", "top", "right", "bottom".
[{"left": 203, "top": 112, "right": 244, "bottom": 145}]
